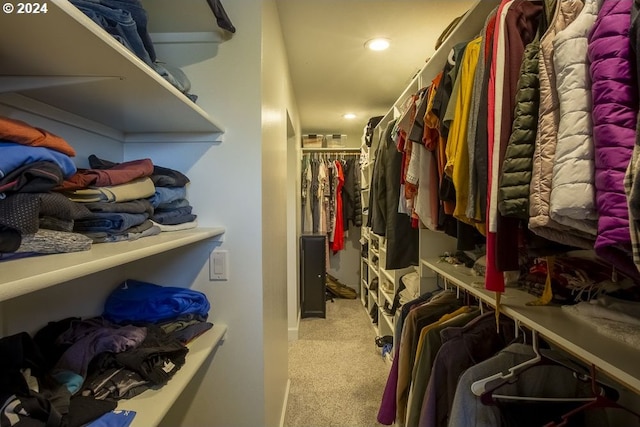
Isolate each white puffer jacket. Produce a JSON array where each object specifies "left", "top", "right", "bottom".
[{"left": 549, "top": 0, "right": 601, "bottom": 236}]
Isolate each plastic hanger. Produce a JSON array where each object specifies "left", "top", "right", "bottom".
[
  {"left": 543, "top": 365, "right": 640, "bottom": 427},
  {"left": 473, "top": 331, "right": 620, "bottom": 406},
  {"left": 471, "top": 331, "right": 544, "bottom": 397},
  {"left": 447, "top": 47, "right": 455, "bottom": 66}
]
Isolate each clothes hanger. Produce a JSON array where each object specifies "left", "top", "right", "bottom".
[
  {"left": 474, "top": 331, "right": 620, "bottom": 406},
  {"left": 543, "top": 365, "right": 640, "bottom": 427},
  {"left": 471, "top": 330, "right": 544, "bottom": 398},
  {"left": 447, "top": 47, "right": 455, "bottom": 66}
]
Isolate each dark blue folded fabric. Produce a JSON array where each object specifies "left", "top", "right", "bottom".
[
  {"left": 74, "top": 212, "right": 148, "bottom": 233},
  {"left": 152, "top": 213, "right": 197, "bottom": 226},
  {"left": 151, "top": 206, "right": 195, "bottom": 225},
  {"left": 103, "top": 279, "right": 210, "bottom": 324},
  {"left": 155, "top": 198, "right": 190, "bottom": 211}
]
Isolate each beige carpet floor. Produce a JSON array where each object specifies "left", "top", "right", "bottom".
[{"left": 284, "top": 298, "right": 390, "bottom": 427}]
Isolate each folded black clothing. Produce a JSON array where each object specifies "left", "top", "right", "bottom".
[
  {"left": 1, "top": 192, "right": 89, "bottom": 237},
  {"left": 39, "top": 192, "right": 91, "bottom": 220},
  {"left": 150, "top": 165, "right": 190, "bottom": 188},
  {"left": 82, "top": 366, "right": 150, "bottom": 401},
  {"left": 0, "top": 193, "right": 40, "bottom": 234},
  {"left": 169, "top": 321, "right": 213, "bottom": 344},
  {"left": 113, "top": 325, "right": 188, "bottom": 386},
  {"left": 0, "top": 225, "right": 21, "bottom": 252}
]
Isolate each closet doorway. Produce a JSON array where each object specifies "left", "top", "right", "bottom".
[{"left": 286, "top": 110, "right": 302, "bottom": 341}]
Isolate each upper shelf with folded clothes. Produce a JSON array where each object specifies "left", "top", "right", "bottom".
[{"left": 0, "top": 0, "right": 226, "bottom": 140}]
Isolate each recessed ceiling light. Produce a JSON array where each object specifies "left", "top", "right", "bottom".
[
  {"left": 365, "top": 38, "right": 390, "bottom": 51},
  {"left": 343, "top": 113, "right": 357, "bottom": 119}
]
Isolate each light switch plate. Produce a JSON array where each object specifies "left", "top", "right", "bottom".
[{"left": 209, "top": 249, "right": 229, "bottom": 281}]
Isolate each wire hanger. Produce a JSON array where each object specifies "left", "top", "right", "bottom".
[{"left": 543, "top": 365, "right": 640, "bottom": 427}]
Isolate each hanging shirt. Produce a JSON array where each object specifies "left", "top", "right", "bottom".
[
  {"left": 318, "top": 159, "right": 328, "bottom": 234},
  {"left": 447, "top": 36, "right": 483, "bottom": 229},
  {"left": 302, "top": 157, "right": 313, "bottom": 233},
  {"left": 331, "top": 160, "right": 345, "bottom": 253}
]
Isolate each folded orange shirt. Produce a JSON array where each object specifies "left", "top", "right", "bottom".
[{"left": 0, "top": 116, "right": 76, "bottom": 157}]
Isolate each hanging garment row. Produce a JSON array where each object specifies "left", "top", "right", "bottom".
[
  {"left": 365, "top": 0, "right": 640, "bottom": 291},
  {"left": 377, "top": 276, "right": 640, "bottom": 427},
  {"left": 301, "top": 152, "right": 362, "bottom": 255},
  {"left": 366, "top": 0, "right": 640, "bottom": 425}
]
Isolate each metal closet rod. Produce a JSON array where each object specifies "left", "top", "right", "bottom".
[{"left": 301, "top": 148, "right": 360, "bottom": 152}]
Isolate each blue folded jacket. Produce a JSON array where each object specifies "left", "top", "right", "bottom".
[{"left": 103, "top": 279, "right": 210, "bottom": 324}]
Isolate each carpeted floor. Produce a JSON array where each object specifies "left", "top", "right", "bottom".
[{"left": 284, "top": 298, "right": 390, "bottom": 427}]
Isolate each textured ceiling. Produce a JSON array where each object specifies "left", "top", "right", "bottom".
[{"left": 276, "top": 0, "right": 475, "bottom": 144}]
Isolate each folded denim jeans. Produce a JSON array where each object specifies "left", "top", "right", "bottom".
[
  {"left": 71, "top": 0, "right": 154, "bottom": 67},
  {"left": 74, "top": 212, "right": 148, "bottom": 233},
  {"left": 149, "top": 186, "right": 186, "bottom": 208},
  {"left": 95, "top": 0, "right": 156, "bottom": 62}
]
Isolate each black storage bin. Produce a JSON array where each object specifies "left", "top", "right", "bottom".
[{"left": 300, "top": 234, "right": 326, "bottom": 318}]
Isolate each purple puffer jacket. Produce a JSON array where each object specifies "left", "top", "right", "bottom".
[{"left": 588, "top": 0, "right": 639, "bottom": 280}]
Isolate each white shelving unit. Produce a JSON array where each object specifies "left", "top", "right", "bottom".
[
  {"left": 360, "top": 223, "right": 415, "bottom": 341},
  {"left": 0, "top": 1, "right": 230, "bottom": 425}
]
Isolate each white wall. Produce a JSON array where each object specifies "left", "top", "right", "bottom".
[
  {"left": 261, "top": 0, "right": 301, "bottom": 425},
  {"left": 126, "top": 1, "right": 272, "bottom": 425},
  {"left": 328, "top": 228, "right": 362, "bottom": 289}
]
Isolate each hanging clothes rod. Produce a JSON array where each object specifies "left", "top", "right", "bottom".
[{"left": 302, "top": 147, "right": 361, "bottom": 152}]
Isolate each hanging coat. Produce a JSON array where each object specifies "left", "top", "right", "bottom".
[
  {"left": 589, "top": 0, "right": 639, "bottom": 280},
  {"left": 548, "top": 0, "right": 600, "bottom": 237},
  {"left": 528, "top": 0, "right": 592, "bottom": 249},
  {"left": 625, "top": 0, "right": 640, "bottom": 272},
  {"left": 371, "top": 119, "right": 419, "bottom": 270}
]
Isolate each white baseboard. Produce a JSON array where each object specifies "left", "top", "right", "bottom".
[
  {"left": 279, "top": 379, "right": 291, "bottom": 427},
  {"left": 288, "top": 326, "right": 299, "bottom": 341},
  {"left": 288, "top": 310, "right": 301, "bottom": 341}
]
